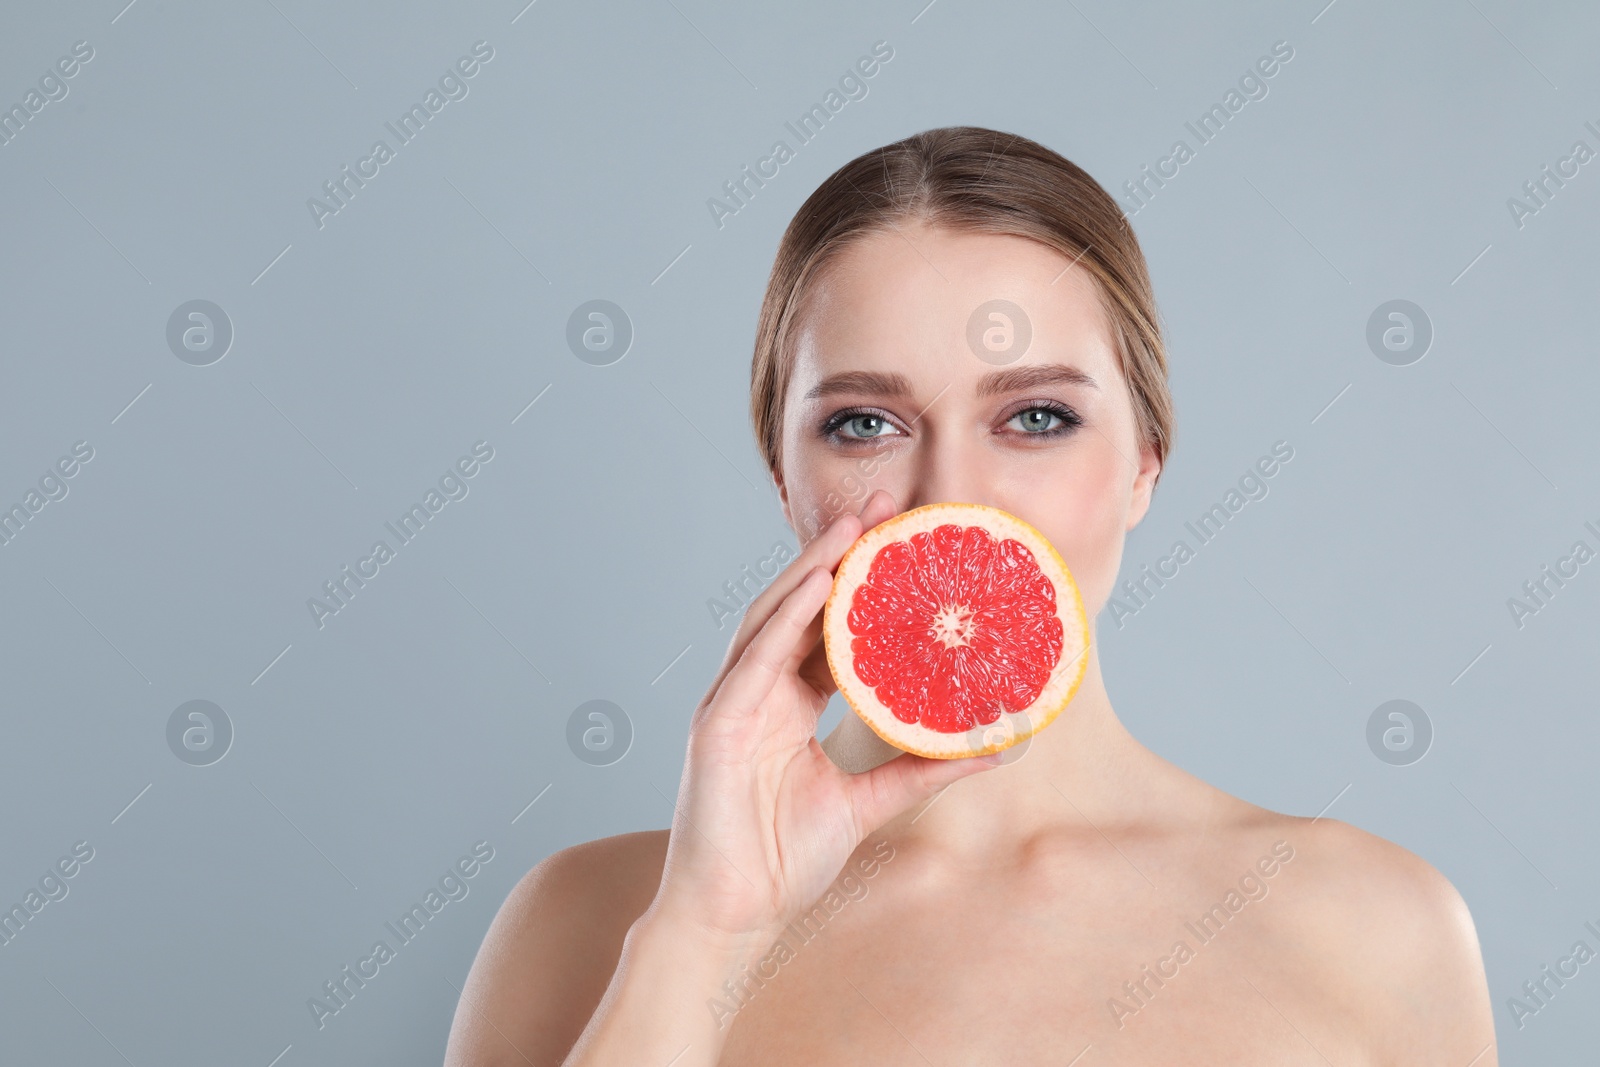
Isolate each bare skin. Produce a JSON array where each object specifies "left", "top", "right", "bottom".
[{"left": 443, "top": 222, "right": 1498, "bottom": 1065}]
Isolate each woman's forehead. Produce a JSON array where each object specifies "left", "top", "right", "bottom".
[{"left": 789, "top": 227, "right": 1119, "bottom": 400}]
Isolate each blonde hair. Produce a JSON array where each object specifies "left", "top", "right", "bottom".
[{"left": 750, "top": 125, "right": 1173, "bottom": 485}]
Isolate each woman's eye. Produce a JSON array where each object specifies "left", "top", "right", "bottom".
[
  {"left": 836, "top": 413, "right": 897, "bottom": 439},
  {"left": 1008, "top": 406, "right": 1080, "bottom": 435}
]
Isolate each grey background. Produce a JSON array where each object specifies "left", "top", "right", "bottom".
[{"left": 1, "top": 0, "right": 1596, "bottom": 1062}]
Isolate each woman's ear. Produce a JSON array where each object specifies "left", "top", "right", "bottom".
[
  {"left": 773, "top": 466, "right": 792, "bottom": 529},
  {"left": 1125, "top": 443, "right": 1161, "bottom": 531}
]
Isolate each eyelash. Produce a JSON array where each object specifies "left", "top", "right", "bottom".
[{"left": 818, "top": 401, "right": 1084, "bottom": 444}]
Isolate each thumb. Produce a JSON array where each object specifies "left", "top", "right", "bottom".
[{"left": 847, "top": 749, "right": 1001, "bottom": 834}]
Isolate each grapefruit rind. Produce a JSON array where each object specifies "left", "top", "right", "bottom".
[{"left": 823, "top": 502, "right": 1090, "bottom": 760}]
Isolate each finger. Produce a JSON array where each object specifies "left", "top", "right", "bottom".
[
  {"left": 738, "top": 489, "right": 897, "bottom": 666},
  {"left": 857, "top": 488, "right": 899, "bottom": 534},
  {"left": 845, "top": 749, "right": 1001, "bottom": 836},
  {"left": 795, "top": 634, "right": 835, "bottom": 699},
  {"left": 697, "top": 566, "right": 834, "bottom": 733},
  {"left": 713, "top": 509, "right": 864, "bottom": 682},
  {"left": 713, "top": 489, "right": 900, "bottom": 713},
  {"left": 794, "top": 489, "right": 899, "bottom": 698}
]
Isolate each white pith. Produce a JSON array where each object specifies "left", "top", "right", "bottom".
[
  {"left": 822, "top": 502, "right": 1091, "bottom": 759},
  {"left": 929, "top": 604, "right": 976, "bottom": 649}
]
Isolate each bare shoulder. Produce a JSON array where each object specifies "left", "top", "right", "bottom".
[
  {"left": 1250, "top": 811, "right": 1497, "bottom": 1061},
  {"left": 1268, "top": 813, "right": 1481, "bottom": 966},
  {"left": 443, "top": 829, "right": 670, "bottom": 1067}
]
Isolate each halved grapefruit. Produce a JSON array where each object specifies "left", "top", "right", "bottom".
[{"left": 823, "top": 502, "right": 1089, "bottom": 759}]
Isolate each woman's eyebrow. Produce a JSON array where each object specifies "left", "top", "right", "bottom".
[
  {"left": 802, "top": 370, "right": 915, "bottom": 402},
  {"left": 974, "top": 363, "right": 1099, "bottom": 398},
  {"left": 802, "top": 363, "right": 1098, "bottom": 402}
]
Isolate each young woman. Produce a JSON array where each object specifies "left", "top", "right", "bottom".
[{"left": 444, "top": 126, "right": 1497, "bottom": 1065}]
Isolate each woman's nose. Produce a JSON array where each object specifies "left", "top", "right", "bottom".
[{"left": 899, "top": 434, "right": 992, "bottom": 514}]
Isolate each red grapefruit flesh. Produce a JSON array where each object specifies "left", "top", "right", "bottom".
[{"left": 823, "top": 502, "right": 1090, "bottom": 759}]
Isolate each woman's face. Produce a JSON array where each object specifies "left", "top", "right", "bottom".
[{"left": 775, "top": 221, "right": 1161, "bottom": 618}]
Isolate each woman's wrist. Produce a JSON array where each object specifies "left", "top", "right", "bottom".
[{"left": 626, "top": 897, "right": 782, "bottom": 979}]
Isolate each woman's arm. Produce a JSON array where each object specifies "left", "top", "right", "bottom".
[
  {"left": 1287, "top": 817, "right": 1500, "bottom": 1065},
  {"left": 445, "top": 491, "right": 998, "bottom": 1065},
  {"left": 441, "top": 838, "right": 770, "bottom": 1067},
  {"left": 561, "top": 901, "right": 781, "bottom": 1066}
]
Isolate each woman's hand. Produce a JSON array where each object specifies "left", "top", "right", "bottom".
[{"left": 646, "top": 490, "right": 1001, "bottom": 955}]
